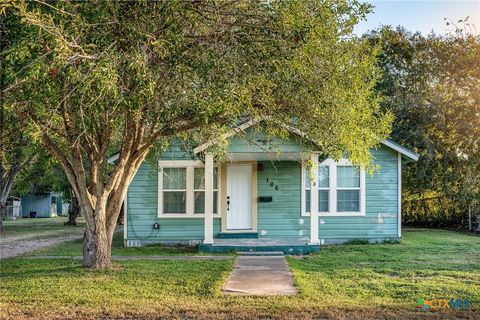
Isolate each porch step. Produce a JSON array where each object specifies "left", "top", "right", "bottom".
[
  {"left": 238, "top": 251, "right": 284, "bottom": 256},
  {"left": 217, "top": 232, "right": 258, "bottom": 239}
]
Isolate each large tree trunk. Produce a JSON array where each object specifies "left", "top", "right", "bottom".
[
  {"left": 65, "top": 189, "right": 80, "bottom": 226},
  {"left": 83, "top": 222, "right": 112, "bottom": 269},
  {"left": 78, "top": 173, "right": 133, "bottom": 269}
]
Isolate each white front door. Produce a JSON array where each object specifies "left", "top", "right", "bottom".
[{"left": 226, "top": 164, "right": 252, "bottom": 230}]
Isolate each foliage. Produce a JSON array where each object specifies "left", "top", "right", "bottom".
[
  {"left": 366, "top": 27, "right": 480, "bottom": 228},
  {"left": 1, "top": 230, "right": 479, "bottom": 319},
  {"left": 1, "top": 0, "right": 392, "bottom": 267},
  {"left": 11, "top": 149, "right": 70, "bottom": 197}
]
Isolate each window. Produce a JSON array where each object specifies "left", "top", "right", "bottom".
[
  {"left": 159, "top": 161, "right": 220, "bottom": 217},
  {"left": 302, "top": 158, "right": 365, "bottom": 216},
  {"left": 162, "top": 168, "right": 187, "bottom": 214},
  {"left": 318, "top": 166, "right": 329, "bottom": 212},
  {"left": 304, "top": 165, "right": 329, "bottom": 213},
  {"left": 336, "top": 166, "right": 360, "bottom": 212},
  {"left": 194, "top": 168, "right": 218, "bottom": 214}
]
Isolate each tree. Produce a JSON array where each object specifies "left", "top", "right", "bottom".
[
  {"left": 2, "top": 0, "right": 392, "bottom": 268},
  {"left": 366, "top": 27, "right": 480, "bottom": 227},
  {"left": 0, "top": 10, "right": 38, "bottom": 229}
]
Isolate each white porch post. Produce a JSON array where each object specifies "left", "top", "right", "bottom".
[
  {"left": 203, "top": 153, "right": 214, "bottom": 244},
  {"left": 309, "top": 153, "right": 320, "bottom": 245}
]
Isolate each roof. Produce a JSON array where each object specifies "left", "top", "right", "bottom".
[
  {"left": 107, "top": 120, "right": 419, "bottom": 163},
  {"left": 193, "top": 120, "right": 419, "bottom": 161}
]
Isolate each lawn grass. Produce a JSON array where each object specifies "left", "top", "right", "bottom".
[
  {"left": 1, "top": 216, "right": 86, "bottom": 240},
  {"left": 30, "top": 231, "right": 202, "bottom": 256},
  {"left": 1, "top": 229, "right": 479, "bottom": 320}
]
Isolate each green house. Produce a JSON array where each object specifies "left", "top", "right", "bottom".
[{"left": 116, "top": 121, "right": 419, "bottom": 254}]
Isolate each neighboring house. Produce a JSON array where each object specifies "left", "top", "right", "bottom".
[
  {"left": 21, "top": 192, "right": 63, "bottom": 218},
  {"left": 114, "top": 121, "right": 418, "bottom": 254}
]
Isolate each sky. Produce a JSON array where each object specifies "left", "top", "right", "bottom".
[{"left": 354, "top": 0, "right": 480, "bottom": 36}]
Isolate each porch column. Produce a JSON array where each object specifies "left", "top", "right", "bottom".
[
  {"left": 203, "top": 153, "right": 214, "bottom": 244},
  {"left": 309, "top": 153, "right": 320, "bottom": 245}
]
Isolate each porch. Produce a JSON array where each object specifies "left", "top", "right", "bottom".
[
  {"left": 200, "top": 151, "right": 322, "bottom": 250},
  {"left": 199, "top": 237, "right": 319, "bottom": 255}
]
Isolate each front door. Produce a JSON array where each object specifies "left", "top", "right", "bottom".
[{"left": 226, "top": 164, "right": 252, "bottom": 230}]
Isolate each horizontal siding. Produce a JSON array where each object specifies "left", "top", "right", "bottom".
[
  {"left": 257, "top": 161, "right": 305, "bottom": 238},
  {"left": 127, "top": 144, "right": 399, "bottom": 243},
  {"left": 319, "top": 146, "right": 399, "bottom": 239},
  {"left": 126, "top": 163, "right": 220, "bottom": 241}
]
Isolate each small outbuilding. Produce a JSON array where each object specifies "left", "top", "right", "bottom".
[{"left": 21, "top": 192, "right": 63, "bottom": 218}]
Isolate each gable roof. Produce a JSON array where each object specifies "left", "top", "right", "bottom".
[
  {"left": 193, "top": 119, "right": 419, "bottom": 161},
  {"left": 107, "top": 120, "right": 419, "bottom": 164}
]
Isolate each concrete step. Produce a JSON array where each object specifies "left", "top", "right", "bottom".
[
  {"left": 238, "top": 251, "right": 284, "bottom": 256},
  {"left": 217, "top": 232, "right": 258, "bottom": 239}
]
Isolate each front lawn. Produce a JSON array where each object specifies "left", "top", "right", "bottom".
[
  {"left": 1, "top": 216, "right": 86, "bottom": 240},
  {"left": 1, "top": 229, "right": 479, "bottom": 319},
  {"left": 30, "top": 231, "right": 201, "bottom": 256}
]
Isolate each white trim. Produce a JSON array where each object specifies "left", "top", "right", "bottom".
[
  {"left": 159, "top": 160, "right": 205, "bottom": 167},
  {"left": 309, "top": 153, "right": 320, "bottom": 245},
  {"left": 157, "top": 160, "right": 221, "bottom": 218},
  {"left": 383, "top": 140, "right": 419, "bottom": 162},
  {"left": 123, "top": 196, "right": 127, "bottom": 241},
  {"left": 192, "top": 120, "right": 419, "bottom": 161},
  {"left": 301, "top": 157, "right": 366, "bottom": 217},
  {"left": 204, "top": 153, "right": 214, "bottom": 244},
  {"left": 398, "top": 152, "right": 402, "bottom": 238},
  {"left": 193, "top": 119, "right": 260, "bottom": 154}
]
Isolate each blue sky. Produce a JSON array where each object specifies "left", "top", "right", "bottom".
[{"left": 354, "top": 0, "right": 480, "bottom": 36}]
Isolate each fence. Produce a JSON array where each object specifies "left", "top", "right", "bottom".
[{"left": 403, "top": 196, "right": 479, "bottom": 230}]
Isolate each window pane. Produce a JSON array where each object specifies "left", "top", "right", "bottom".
[
  {"left": 194, "top": 168, "right": 218, "bottom": 190},
  {"left": 163, "top": 191, "right": 186, "bottom": 213},
  {"left": 337, "top": 190, "right": 360, "bottom": 212},
  {"left": 194, "top": 191, "right": 204, "bottom": 214},
  {"left": 305, "top": 189, "right": 310, "bottom": 213},
  {"left": 318, "top": 166, "right": 329, "bottom": 188},
  {"left": 304, "top": 169, "right": 311, "bottom": 189},
  {"left": 163, "top": 168, "right": 186, "bottom": 190},
  {"left": 194, "top": 191, "right": 218, "bottom": 214},
  {"left": 319, "top": 190, "right": 329, "bottom": 212},
  {"left": 337, "top": 166, "right": 360, "bottom": 188}
]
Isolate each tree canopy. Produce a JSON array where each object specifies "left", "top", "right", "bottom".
[
  {"left": 2, "top": 0, "right": 392, "bottom": 268},
  {"left": 367, "top": 27, "right": 480, "bottom": 227}
]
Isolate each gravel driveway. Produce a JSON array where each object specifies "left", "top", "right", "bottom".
[{"left": 0, "top": 231, "right": 85, "bottom": 259}]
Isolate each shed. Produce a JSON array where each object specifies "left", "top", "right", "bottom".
[{"left": 21, "top": 192, "right": 63, "bottom": 218}]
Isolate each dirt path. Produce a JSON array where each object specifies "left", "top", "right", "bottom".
[{"left": 0, "top": 232, "right": 85, "bottom": 259}]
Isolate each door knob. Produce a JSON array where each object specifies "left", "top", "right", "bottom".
[{"left": 227, "top": 196, "right": 230, "bottom": 211}]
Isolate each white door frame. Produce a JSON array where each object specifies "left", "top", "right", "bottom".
[{"left": 226, "top": 164, "right": 253, "bottom": 230}]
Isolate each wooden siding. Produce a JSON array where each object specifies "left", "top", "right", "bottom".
[
  {"left": 257, "top": 161, "right": 307, "bottom": 238},
  {"left": 21, "top": 193, "right": 57, "bottom": 218},
  {"left": 126, "top": 139, "right": 399, "bottom": 242},
  {"left": 126, "top": 163, "right": 220, "bottom": 241},
  {"left": 255, "top": 146, "right": 399, "bottom": 240}
]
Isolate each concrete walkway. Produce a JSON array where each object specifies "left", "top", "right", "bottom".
[
  {"left": 26, "top": 255, "right": 232, "bottom": 261},
  {"left": 222, "top": 255, "right": 297, "bottom": 296}
]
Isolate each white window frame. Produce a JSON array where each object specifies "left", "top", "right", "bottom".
[
  {"left": 158, "top": 160, "right": 221, "bottom": 218},
  {"left": 302, "top": 158, "right": 366, "bottom": 217},
  {"left": 193, "top": 167, "right": 218, "bottom": 214}
]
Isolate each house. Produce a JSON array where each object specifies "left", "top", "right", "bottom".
[
  {"left": 117, "top": 121, "right": 419, "bottom": 254},
  {"left": 21, "top": 192, "right": 63, "bottom": 218}
]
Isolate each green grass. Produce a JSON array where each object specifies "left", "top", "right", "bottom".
[
  {"left": 1, "top": 216, "right": 86, "bottom": 240},
  {"left": 1, "top": 229, "right": 479, "bottom": 320},
  {"left": 31, "top": 231, "right": 200, "bottom": 256}
]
